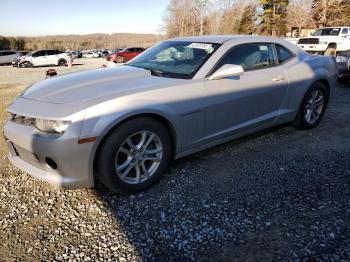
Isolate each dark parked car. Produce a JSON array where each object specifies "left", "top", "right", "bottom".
[
  {"left": 107, "top": 47, "right": 145, "bottom": 63},
  {"left": 336, "top": 51, "right": 350, "bottom": 82}
]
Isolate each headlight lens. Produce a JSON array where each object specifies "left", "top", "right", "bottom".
[
  {"left": 35, "top": 119, "right": 71, "bottom": 134},
  {"left": 319, "top": 41, "right": 328, "bottom": 45}
]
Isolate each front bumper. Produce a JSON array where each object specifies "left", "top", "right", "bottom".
[
  {"left": 297, "top": 44, "right": 328, "bottom": 52},
  {"left": 4, "top": 117, "right": 95, "bottom": 189}
]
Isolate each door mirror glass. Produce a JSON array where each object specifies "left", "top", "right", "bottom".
[{"left": 209, "top": 64, "right": 244, "bottom": 80}]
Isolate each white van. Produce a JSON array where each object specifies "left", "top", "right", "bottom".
[{"left": 0, "top": 50, "right": 21, "bottom": 65}]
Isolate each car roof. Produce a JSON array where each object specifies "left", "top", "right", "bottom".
[
  {"left": 169, "top": 35, "right": 298, "bottom": 44},
  {"left": 170, "top": 35, "right": 248, "bottom": 44}
]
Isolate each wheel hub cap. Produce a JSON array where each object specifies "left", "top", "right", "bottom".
[
  {"left": 115, "top": 131, "right": 163, "bottom": 184},
  {"left": 304, "top": 89, "right": 324, "bottom": 124}
]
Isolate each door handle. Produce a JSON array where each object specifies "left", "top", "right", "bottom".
[{"left": 273, "top": 75, "right": 285, "bottom": 82}]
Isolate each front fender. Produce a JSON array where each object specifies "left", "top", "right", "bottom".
[{"left": 81, "top": 98, "right": 180, "bottom": 182}]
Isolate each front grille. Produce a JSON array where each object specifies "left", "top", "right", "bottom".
[
  {"left": 298, "top": 38, "right": 319, "bottom": 44},
  {"left": 11, "top": 143, "right": 44, "bottom": 170},
  {"left": 9, "top": 113, "right": 35, "bottom": 127}
]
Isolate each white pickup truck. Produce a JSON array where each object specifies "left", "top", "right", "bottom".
[{"left": 297, "top": 27, "right": 350, "bottom": 56}]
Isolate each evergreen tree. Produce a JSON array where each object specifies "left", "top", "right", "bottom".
[
  {"left": 259, "top": 0, "right": 289, "bottom": 36},
  {"left": 239, "top": 4, "right": 257, "bottom": 35}
]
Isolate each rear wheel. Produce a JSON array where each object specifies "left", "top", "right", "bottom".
[
  {"left": 293, "top": 82, "right": 328, "bottom": 130},
  {"left": 95, "top": 117, "right": 172, "bottom": 194},
  {"left": 116, "top": 56, "right": 124, "bottom": 63},
  {"left": 58, "top": 59, "right": 67, "bottom": 66}
]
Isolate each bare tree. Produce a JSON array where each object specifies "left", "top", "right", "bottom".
[{"left": 286, "top": 0, "right": 314, "bottom": 34}]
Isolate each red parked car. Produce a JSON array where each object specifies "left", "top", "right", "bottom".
[{"left": 107, "top": 47, "right": 145, "bottom": 63}]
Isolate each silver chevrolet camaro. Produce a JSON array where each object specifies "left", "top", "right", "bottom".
[{"left": 4, "top": 36, "right": 337, "bottom": 194}]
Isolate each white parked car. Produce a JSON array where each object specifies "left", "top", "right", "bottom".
[
  {"left": 0, "top": 50, "right": 21, "bottom": 65},
  {"left": 83, "top": 51, "right": 99, "bottom": 58},
  {"left": 18, "top": 49, "right": 73, "bottom": 68},
  {"left": 297, "top": 27, "right": 350, "bottom": 56}
]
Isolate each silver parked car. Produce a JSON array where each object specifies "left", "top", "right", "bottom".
[
  {"left": 4, "top": 36, "right": 337, "bottom": 194},
  {"left": 0, "top": 50, "right": 21, "bottom": 65}
]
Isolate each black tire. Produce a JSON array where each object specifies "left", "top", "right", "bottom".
[
  {"left": 293, "top": 82, "right": 329, "bottom": 130},
  {"left": 116, "top": 56, "right": 124, "bottom": 63},
  {"left": 58, "top": 59, "right": 67, "bottom": 66},
  {"left": 19, "top": 61, "right": 32, "bottom": 68},
  {"left": 95, "top": 117, "right": 172, "bottom": 194},
  {"left": 324, "top": 47, "right": 337, "bottom": 57}
]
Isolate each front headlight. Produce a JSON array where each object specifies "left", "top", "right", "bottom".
[
  {"left": 35, "top": 119, "right": 71, "bottom": 134},
  {"left": 319, "top": 41, "right": 328, "bottom": 45}
]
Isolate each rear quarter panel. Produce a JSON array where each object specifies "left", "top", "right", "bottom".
[{"left": 281, "top": 54, "right": 336, "bottom": 118}]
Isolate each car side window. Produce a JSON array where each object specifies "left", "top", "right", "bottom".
[
  {"left": 275, "top": 44, "right": 295, "bottom": 64},
  {"left": 46, "top": 50, "right": 55, "bottom": 55},
  {"left": 341, "top": 28, "right": 349, "bottom": 35},
  {"left": 33, "top": 51, "right": 45, "bottom": 57},
  {"left": 217, "top": 43, "right": 276, "bottom": 71}
]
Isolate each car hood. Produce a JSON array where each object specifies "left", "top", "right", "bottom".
[{"left": 22, "top": 66, "right": 182, "bottom": 104}]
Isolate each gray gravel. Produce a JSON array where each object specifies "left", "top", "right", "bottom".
[{"left": 1, "top": 82, "right": 350, "bottom": 261}]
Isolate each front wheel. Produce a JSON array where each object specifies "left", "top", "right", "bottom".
[
  {"left": 19, "top": 61, "right": 32, "bottom": 68},
  {"left": 116, "top": 56, "right": 125, "bottom": 63},
  {"left": 293, "top": 82, "right": 328, "bottom": 130},
  {"left": 95, "top": 117, "right": 172, "bottom": 194}
]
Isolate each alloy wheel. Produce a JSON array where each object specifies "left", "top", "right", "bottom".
[
  {"left": 304, "top": 89, "right": 324, "bottom": 124},
  {"left": 115, "top": 131, "right": 163, "bottom": 184}
]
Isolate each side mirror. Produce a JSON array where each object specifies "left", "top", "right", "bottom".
[{"left": 209, "top": 64, "right": 244, "bottom": 80}]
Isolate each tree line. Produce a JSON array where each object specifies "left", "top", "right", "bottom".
[
  {"left": 163, "top": 0, "right": 350, "bottom": 37},
  {"left": 0, "top": 33, "right": 163, "bottom": 51},
  {"left": 1, "top": 0, "right": 349, "bottom": 51}
]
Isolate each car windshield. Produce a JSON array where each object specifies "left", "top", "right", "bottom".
[
  {"left": 312, "top": 28, "right": 341, "bottom": 36},
  {"left": 127, "top": 41, "right": 221, "bottom": 79}
]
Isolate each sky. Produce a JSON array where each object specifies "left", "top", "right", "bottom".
[{"left": 0, "top": 0, "right": 170, "bottom": 36}]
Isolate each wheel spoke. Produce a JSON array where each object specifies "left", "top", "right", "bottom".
[
  {"left": 141, "top": 161, "right": 149, "bottom": 177},
  {"left": 143, "top": 156, "right": 162, "bottom": 162},
  {"left": 305, "top": 109, "right": 312, "bottom": 122},
  {"left": 315, "top": 97, "right": 324, "bottom": 107},
  {"left": 143, "top": 133, "right": 155, "bottom": 149},
  {"left": 116, "top": 158, "right": 132, "bottom": 171},
  {"left": 135, "top": 165, "right": 141, "bottom": 182},
  {"left": 145, "top": 148, "right": 163, "bottom": 154},
  {"left": 120, "top": 162, "right": 136, "bottom": 178},
  {"left": 126, "top": 138, "right": 136, "bottom": 150},
  {"left": 137, "top": 131, "right": 147, "bottom": 148},
  {"left": 119, "top": 147, "right": 131, "bottom": 156}
]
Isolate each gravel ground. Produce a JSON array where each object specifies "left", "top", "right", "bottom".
[{"left": 0, "top": 63, "right": 350, "bottom": 261}]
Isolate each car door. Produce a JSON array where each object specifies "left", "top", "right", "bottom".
[
  {"left": 31, "top": 51, "right": 47, "bottom": 66},
  {"left": 124, "top": 48, "right": 136, "bottom": 61},
  {"left": 202, "top": 43, "right": 289, "bottom": 143},
  {"left": 46, "top": 50, "right": 58, "bottom": 65}
]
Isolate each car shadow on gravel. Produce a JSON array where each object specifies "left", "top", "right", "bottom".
[{"left": 92, "top": 83, "right": 350, "bottom": 261}]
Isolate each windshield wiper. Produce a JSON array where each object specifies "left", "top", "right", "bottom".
[{"left": 149, "top": 69, "right": 166, "bottom": 77}]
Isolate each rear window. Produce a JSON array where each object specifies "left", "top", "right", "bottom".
[{"left": 276, "top": 45, "right": 294, "bottom": 64}]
